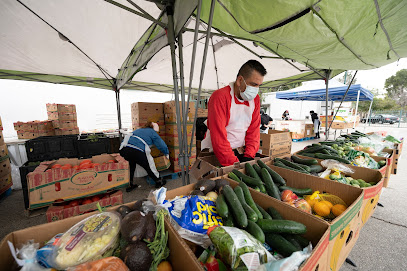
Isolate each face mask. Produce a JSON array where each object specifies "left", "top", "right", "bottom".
[{"left": 240, "top": 77, "right": 259, "bottom": 101}]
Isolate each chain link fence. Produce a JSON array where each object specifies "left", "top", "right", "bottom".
[{"left": 360, "top": 110, "right": 407, "bottom": 128}]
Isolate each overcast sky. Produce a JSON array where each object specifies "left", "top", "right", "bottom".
[{"left": 1, "top": 58, "right": 406, "bottom": 139}]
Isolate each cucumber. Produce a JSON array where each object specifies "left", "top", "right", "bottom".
[
  {"left": 222, "top": 185, "right": 247, "bottom": 228},
  {"left": 232, "top": 169, "right": 263, "bottom": 188},
  {"left": 253, "top": 164, "right": 262, "bottom": 177},
  {"left": 275, "top": 158, "right": 308, "bottom": 172},
  {"left": 315, "top": 153, "right": 350, "bottom": 164},
  {"left": 228, "top": 172, "right": 241, "bottom": 183},
  {"left": 258, "top": 184, "right": 267, "bottom": 194},
  {"left": 265, "top": 233, "right": 300, "bottom": 257},
  {"left": 278, "top": 186, "right": 312, "bottom": 197},
  {"left": 222, "top": 215, "right": 234, "bottom": 227},
  {"left": 245, "top": 163, "right": 261, "bottom": 181},
  {"left": 274, "top": 161, "right": 309, "bottom": 174},
  {"left": 299, "top": 153, "right": 316, "bottom": 158},
  {"left": 260, "top": 168, "right": 281, "bottom": 200},
  {"left": 257, "top": 160, "right": 286, "bottom": 186},
  {"left": 234, "top": 186, "right": 258, "bottom": 222},
  {"left": 302, "top": 145, "right": 325, "bottom": 153},
  {"left": 291, "top": 234, "right": 310, "bottom": 248},
  {"left": 267, "top": 207, "right": 283, "bottom": 220},
  {"left": 309, "top": 164, "right": 324, "bottom": 173},
  {"left": 216, "top": 194, "right": 229, "bottom": 218},
  {"left": 291, "top": 155, "right": 318, "bottom": 166},
  {"left": 292, "top": 162, "right": 311, "bottom": 172},
  {"left": 322, "top": 145, "right": 339, "bottom": 154},
  {"left": 255, "top": 203, "right": 272, "bottom": 220},
  {"left": 282, "top": 234, "right": 303, "bottom": 251},
  {"left": 239, "top": 182, "right": 263, "bottom": 220},
  {"left": 257, "top": 219, "right": 307, "bottom": 234},
  {"left": 246, "top": 220, "right": 265, "bottom": 243},
  {"left": 321, "top": 149, "right": 331, "bottom": 155}
]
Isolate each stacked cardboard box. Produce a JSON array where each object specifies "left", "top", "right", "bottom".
[
  {"left": 14, "top": 120, "right": 55, "bottom": 139},
  {"left": 0, "top": 117, "right": 13, "bottom": 195},
  {"left": 131, "top": 102, "right": 165, "bottom": 138},
  {"left": 46, "top": 103, "right": 79, "bottom": 135},
  {"left": 304, "top": 123, "right": 316, "bottom": 138},
  {"left": 197, "top": 108, "right": 208, "bottom": 118},
  {"left": 259, "top": 130, "right": 292, "bottom": 158},
  {"left": 164, "top": 101, "right": 196, "bottom": 172}
]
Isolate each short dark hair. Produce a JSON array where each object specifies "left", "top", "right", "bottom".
[
  {"left": 310, "top": 111, "right": 314, "bottom": 114},
  {"left": 237, "top": 60, "right": 267, "bottom": 78}
]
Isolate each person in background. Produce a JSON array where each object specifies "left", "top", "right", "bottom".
[
  {"left": 260, "top": 110, "right": 273, "bottom": 134},
  {"left": 310, "top": 111, "right": 321, "bottom": 138},
  {"left": 201, "top": 60, "right": 266, "bottom": 166},
  {"left": 119, "top": 121, "right": 169, "bottom": 191},
  {"left": 282, "top": 110, "right": 290, "bottom": 120}
]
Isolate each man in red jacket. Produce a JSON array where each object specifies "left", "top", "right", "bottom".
[{"left": 201, "top": 60, "right": 266, "bottom": 166}]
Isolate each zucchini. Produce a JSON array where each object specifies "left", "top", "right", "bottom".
[
  {"left": 228, "top": 172, "right": 241, "bottom": 183},
  {"left": 257, "top": 219, "right": 307, "bottom": 234},
  {"left": 309, "top": 164, "right": 324, "bottom": 173},
  {"left": 222, "top": 185, "right": 248, "bottom": 228},
  {"left": 274, "top": 161, "right": 309, "bottom": 174},
  {"left": 234, "top": 186, "right": 258, "bottom": 222},
  {"left": 216, "top": 194, "right": 229, "bottom": 218},
  {"left": 255, "top": 203, "right": 272, "bottom": 220},
  {"left": 314, "top": 153, "right": 351, "bottom": 164},
  {"left": 278, "top": 186, "right": 312, "bottom": 197},
  {"left": 257, "top": 160, "right": 286, "bottom": 186},
  {"left": 245, "top": 163, "right": 261, "bottom": 181},
  {"left": 232, "top": 169, "right": 263, "bottom": 188},
  {"left": 275, "top": 158, "right": 307, "bottom": 172},
  {"left": 246, "top": 220, "right": 265, "bottom": 243},
  {"left": 267, "top": 207, "right": 283, "bottom": 220},
  {"left": 282, "top": 234, "right": 303, "bottom": 251},
  {"left": 239, "top": 182, "right": 263, "bottom": 220},
  {"left": 222, "top": 215, "right": 234, "bottom": 227},
  {"left": 291, "top": 155, "right": 318, "bottom": 166},
  {"left": 265, "top": 233, "right": 300, "bottom": 257},
  {"left": 253, "top": 164, "right": 262, "bottom": 177},
  {"left": 260, "top": 168, "right": 281, "bottom": 200}
]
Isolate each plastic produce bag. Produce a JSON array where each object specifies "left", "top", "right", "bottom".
[
  {"left": 10, "top": 163, "right": 22, "bottom": 190},
  {"left": 257, "top": 245, "right": 312, "bottom": 271},
  {"left": 36, "top": 233, "right": 63, "bottom": 268},
  {"left": 321, "top": 160, "right": 354, "bottom": 174},
  {"left": 208, "top": 226, "right": 274, "bottom": 270},
  {"left": 51, "top": 212, "right": 121, "bottom": 270},
  {"left": 8, "top": 240, "right": 51, "bottom": 271}
]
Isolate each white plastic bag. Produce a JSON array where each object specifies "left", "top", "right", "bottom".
[{"left": 11, "top": 163, "right": 22, "bottom": 190}]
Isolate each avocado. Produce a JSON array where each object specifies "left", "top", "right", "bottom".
[
  {"left": 121, "top": 211, "right": 147, "bottom": 243},
  {"left": 132, "top": 198, "right": 147, "bottom": 211},
  {"left": 189, "top": 190, "right": 205, "bottom": 196},
  {"left": 194, "top": 179, "right": 216, "bottom": 194},
  {"left": 144, "top": 212, "right": 156, "bottom": 242},
  {"left": 121, "top": 242, "right": 152, "bottom": 271},
  {"left": 116, "top": 205, "right": 132, "bottom": 218},
  {"left": 215, "top": 179, "right": 229, "bottom": 192}
]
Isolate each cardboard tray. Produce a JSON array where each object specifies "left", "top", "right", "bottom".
[
  {"left": 0, "top": 202, "right": 201, "bottom": 271},
  {"left": 223, "top": 162, "right": 364, "bottom": 271},
  {"left": 165, "top": 181, "right": 331, "bottom": 271}
]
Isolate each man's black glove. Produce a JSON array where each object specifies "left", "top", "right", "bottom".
[{"left": 238, "top": 155, "right": 254, "bottom": 163}]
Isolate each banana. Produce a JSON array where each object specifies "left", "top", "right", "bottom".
[
  {"left": 362, "top": 194, "right": 380, "bottom": 224},
  {"left": 330, "top": 224, "right": 351, "bottom": 271}
]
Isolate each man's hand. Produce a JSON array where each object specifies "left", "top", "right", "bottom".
[
  {"left": 165, "top": 154, "right": 169, "bottom": 160},
  {"left": 237, "top": 154, "right": 254, "bottom": 163}
]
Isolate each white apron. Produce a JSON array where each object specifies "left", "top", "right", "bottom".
[
  {"left": 313, "top": 119, "right": 320, "bottom": 134},
  {"left": 120, "top": 134, "right": 159, "bottom": 179},
  {"left": 201, "top": 84, "right": 255, "bottom": 151}
]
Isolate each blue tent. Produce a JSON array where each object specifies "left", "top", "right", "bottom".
[{"left": 276, "top": 84, "right": 373, "bottom": 101}]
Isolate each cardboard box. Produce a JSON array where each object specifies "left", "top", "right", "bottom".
[
  {"left": 52, "top": 120, "right": 77, "bottom": 129},
  {"left": 390, "top": 143, "right": 401, "bottom": 174},
  {"left": 46, "top": 190, "right": 123, "bottom": 222},
  {"left": 17, "top": 130, "right": 54, "bottom": 139},
  {"left": 54, "top": 127, "right": 79, "bottom": 135},
  {"left": 165, "top": 123, "right": 194, "bottom": 136},
  {"left": 197, "top": 108, "right": 208, "bottom": 118},
  {"left": 165, "top": 112, "right": 195, "bottom": 124},
  {"left": 165, "top": 133, "right": 195, "bottom": 148},
  {"left": 14, "top": 121, "right": 53, "bottom": 132},
  {"left": 259, "top": 144, "right": 291, "bottom": 158},
  {"left": 261, "top": 130, "right": 291, "bottom": 146},
  {"left": 379, "top": 148, "right": 394, "bottom": 187},
  {"left": 46, "top": 103, "right": 76, "bottom": 113},
  {"left": 0, "top": 156, "right": 11, "bottom": 178},
  {"left": 168, "top": 146, "right": 196, "bottom": 160},
  {"left": 227, "top": 163, "right": 364, "bottom": 271},
  {"left": 332, "top": 122, "right": 347, "bottom": 129},
  {"left": 165, "top": 181, "right": 331, "bottom": 271},
  {"left": 291, "top": 132, "right": 306, "bottom": 139},
  {"left": 189, "top": 158, "right": 220, "bottom": 181},
  {"left": 154, "top": 155, "right": 171, "bottom": 171},
  {"left": 0, "top": 144, "right": 8, "bottom": 159},
  {"left": 27, "top": 154, "right": 129, "bottom": 209},
  {"left": 131, "top": 102, "right": 164, "bottom": 123},
  {"left": 0, "top": 205, "right": 200, "bottom": 271},
  {"left": 304, "top": 124, "right": 316, "bottom": 137},
  {"left": 0, "top": 131, "right": 4, "bottom": 145},
  {"left": 47, "top": 112, "right": 77, "bottom": 121},
  {"left": 0, "top": 116, "right": 2, "bottom": 130},
  {"left": 0, "top": 174, "right": 13, "bottom": 195},
  {"left": 169, "top": 156, "right": 196, "bottom": 172},
  {"left": 164, "top": 101, "right": 195, "bottom": 114}
]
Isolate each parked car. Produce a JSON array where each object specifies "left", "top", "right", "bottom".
[{"left": 361, "top": 114, "right": 400, "bottom": 124}]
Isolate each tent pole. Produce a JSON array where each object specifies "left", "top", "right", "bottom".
[
  {"left": 354, "top": 90, "right": 361, "bottom": 129},
  {"left": 324, "top": 70, "right": 331, "bottom": 140},
  {"left": 210, "top": 36, "right": 220, "bottom": 89},
  {"left": 166, "top": 4, "right": 186, "bottom": 185},
  {"left": 190, "top": 0, "right": 216, "bottom": 156},
  {"left": 114, "top": 84, "right": 123, "bottom": 142},
  {"left": 178, "top": 32, "right": 190, "bottom": 183},
  {"left": 364, "top": 99, "right": 374, "bottom": 131},
  {"left": 328, "top": 71, "right": 358, "bottom": 132}
]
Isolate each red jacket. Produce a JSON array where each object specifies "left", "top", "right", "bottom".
[{"left": 206, "top": 85, "right": 260, "bottom": 166}]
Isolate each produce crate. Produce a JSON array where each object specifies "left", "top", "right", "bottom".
[
  {"left": 25, "top": 135, "right": 78, "bottom": 162},
  {"left": 165, "top": 181, "right": 331, "bottom": 271},
  {"left": 0, "top": 156, "right": 11, "bottom": 178},
  {"left": 0, "top": 131, "right": 4, "bottom": 145},
  {"left": 19, "top": 161, "right": 41, "bottom": 209},
  {"left": 77, "top": 136, "right": 110, "bottom": 158}
]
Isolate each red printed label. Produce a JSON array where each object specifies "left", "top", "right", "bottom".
[{"left": 364, "top": 180, "right": 383, "bottom": 199}]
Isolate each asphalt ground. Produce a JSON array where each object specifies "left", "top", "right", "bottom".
[{"left": 0, "top": 126, "right": 405, "bottom": 271}]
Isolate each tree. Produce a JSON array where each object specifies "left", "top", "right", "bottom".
[
  {"left": 385, "top": 69, "right": 407, "bottom": 107},
  {"left": 338, "top": 71, "right": 358, "bottom": 85},
  {"left": 356, "top": 96, "right": 399, "bottom": 113}
]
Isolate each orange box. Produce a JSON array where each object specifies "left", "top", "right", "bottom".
[
  {"left": 0, "top": 156, "right": 11, "bottom": 178},
  {"left": 164, "top": 101, "right": 195, "bottom": 114},
  {"left": 0, "top": 131, "right": 4, "bottom": 145},
  {"left": 0, "top": 174, "right": 12, "bottom": 195},
  {"left": 0, "top": 144, "right": 8, "bottom": 159}
]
